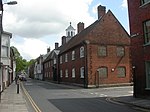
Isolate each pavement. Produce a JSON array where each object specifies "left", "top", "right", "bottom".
[
  {"left": 0, "top": 81, "right": 150, "bottom": 112},
  {"left": 112, "top": 96, "right": 150, "bottom": 110},
  {"left": 0, "top": 81, "right": 29, "bottom": 112}
]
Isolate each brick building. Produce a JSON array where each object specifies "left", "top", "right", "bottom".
[
  {"left": 57, "top": 5, "right": 131, "bottom": 87},
  {"left": 127, "top": 0, "right": 150, "bottom": 97},
  {"left": 43, "top": 43, "right": 60, "bottom": 82}
]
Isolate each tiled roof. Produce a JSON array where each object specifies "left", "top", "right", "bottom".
[{"left": 59, "top": 10, "right": 130, "bottom": 54}]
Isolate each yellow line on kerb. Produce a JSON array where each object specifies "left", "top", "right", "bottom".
[{"left": 21, "top": 82, "right": 42, "bottom": 112}]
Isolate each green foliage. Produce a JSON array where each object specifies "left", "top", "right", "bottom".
[{"left": 11, "top": 46, "right": 35, "bottom": 73}]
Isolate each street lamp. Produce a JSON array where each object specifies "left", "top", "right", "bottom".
[{"left": 0, "top": 0, "right": 17, "bottom": 101}]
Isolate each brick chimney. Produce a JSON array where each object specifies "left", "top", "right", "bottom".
[
  {"left": 77, "top": 22, "right": 84, "bottom": 33},
  {"left": 97, "top": 5, "right": 106, "bottom": 19},
  {"left": 55, "top": 42, "right": 59, "bottom": 49},
  {"left": 62, "top": 36, "right": 66, "bottom": 45},
  {"left": 47, "top": 47, "right": 50, "bottom": 53}
]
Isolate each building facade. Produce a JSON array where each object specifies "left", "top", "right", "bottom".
[
  {"left": 43, "top": 43, "right": 60, "bottom": 82},
  {"left": 0, "top": 31, "right": 12, "bottom": 91},
  {"left": 57, "top": 5, "right": 131, "bottom": 87},
  {"left": 128, "top": 0, "right": 150, "bottom": 97}
]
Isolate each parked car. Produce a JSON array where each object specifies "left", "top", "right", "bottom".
[{"left": 19, "top": 74, "right": 27, "bottom": 81}]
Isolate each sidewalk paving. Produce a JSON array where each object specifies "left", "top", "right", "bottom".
[
  {"left": 113, "top": 96, "right": 150, "bottom": 110},
  {"left": 0, "top": 82, "right": 29, "bottom": 112}
]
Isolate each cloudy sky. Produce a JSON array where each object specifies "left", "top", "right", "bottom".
[{"left": 3, "top": 0, "right": 128, "bottom": 61}]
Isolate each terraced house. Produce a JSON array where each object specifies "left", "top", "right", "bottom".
[
  {"left": 54, "top": 5, "right": 131, "bottom": 88},
  {"left": 128, "top": 0, "right": 150, "bottom": 97}
]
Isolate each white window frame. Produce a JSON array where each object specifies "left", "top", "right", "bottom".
[
  {"left": 65, "top": 69, "right": 68, "bottom": 78},
  {"left": 72, "top": 68, "right": 75, "bottom": 78},
  {"left": 60, "top": 56, "right": 63, "bottom": 64},
  {"left": 80, "top": 67, "right": 84, "bottom": 78},
  {"left": 80, "top": 46, "right": 84, "bottom": 58},
  {"left": 65, "top": 53, "right": 68, "bottom": 62},
  {"left": 144, "top": 20, "right": 150, "bottom": 44},
  {"left": 60, "top": 70, "right": 63, "bottom": 78},
  {"left": 141, "top": 0, "right": 150, "bottom": 5},
  {"left": 72, "top": 50, "right": 75, "bottom": 60}
]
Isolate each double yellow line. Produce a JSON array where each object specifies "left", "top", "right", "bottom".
[{"left": 21, "top": 82, "right": 42, "bottom": 112}]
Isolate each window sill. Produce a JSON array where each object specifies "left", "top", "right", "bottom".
[
  {"left": 145, "top": 88, "right": 150, "bottom": 90},
  {"left": 80, "top": 77, "right": 84, "bottom": 79},
  {"left": 140, "top": 1, "right": 150, "bottom": 8},
  {"left": 143, "top": 42, "right": 150, "bottom": 46}
]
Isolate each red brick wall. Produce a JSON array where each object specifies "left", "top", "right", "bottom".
[
  {"left": 128, "top": 0, "right": 150, "bottom": 96},
  {"left": 87, "top": 44, "right": 131, "bottom": 86},
  {"left": 59, "top": 46, "right": 85, "bottom": 85}
]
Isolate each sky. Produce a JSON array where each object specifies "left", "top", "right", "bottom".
[{"left": 2, "top": 0, "right": 128, "bottom": 61}]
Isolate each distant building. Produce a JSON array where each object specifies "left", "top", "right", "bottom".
[
  {"left": 127, "top": 0, "right": 150, "bottom": 97},
  {"left": 43, "top": 44, "right": 59, "bottom": 82}
]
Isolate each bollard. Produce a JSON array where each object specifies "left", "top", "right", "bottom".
[
  {"left": 0, "top": 85, "right": 1, "bottom": 103},
  {"left": 17, "top": 81, "right": 19, "bottom": 94}
]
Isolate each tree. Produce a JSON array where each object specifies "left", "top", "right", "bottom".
[{"left": 11, "top": 46, "right": 28, "bottom": 73}]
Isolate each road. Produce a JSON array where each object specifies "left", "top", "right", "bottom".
[{"left": 23, "top": 78, "right": 141, "bottom": 112}]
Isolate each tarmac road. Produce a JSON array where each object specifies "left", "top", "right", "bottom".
[{"left": 22, "top": 79, "right": 142, "bottom": 112}]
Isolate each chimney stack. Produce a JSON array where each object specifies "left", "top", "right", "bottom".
[
  {"left": 97, "top": 5, "right": 106, "bottom": 19},
  {"left": 62, "top": 36, "right": 66, "bottom": 45},
  {"left": 77, "top": 22, "right": 84, "bottom": 33},
  {"left": 55, "top": 42, "right": 59, "bottom": 49},
  {"left": 47, "top": 47, "right": 50, "bottom": 53}
]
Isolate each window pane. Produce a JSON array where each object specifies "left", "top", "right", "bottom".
[
  {"left": 2, "top": 36, "right": 9, "bottom": 46},
  {"left": 65, "top": 54, "right": 68, "bottom": 62},
  {"left": 142, "top": 0, "right": 150, "bottom": 4},
  {"left": 80, "top": 67, "right": 84, "bottom": 78},
  {"left": 72, "top": 68, "right": 75, "bottom": 78},
  {"left": 60, "top": 70, "right": 63, "bottom": 78},
  {"left": 144, "top": 20, "right": 150, "bottom": 43},
  {"left": 98, "top": 46, "right": 106, "bottom": 56},
  {"left": 60, "top": 56, "right": 62, "bottom": 64},
  {"left": 72, "top": 51, "right": 75, "bottom": 60},
  {"left": 117, "top": 67, "right": 126, "bottom": 77},
  {"left": 117, "top": 47, "right": 125, "bottom": 57},
  {"left": 1, "top": 46, "right": 8, "bottom": 57},
  {"left": 98, "top": 67, "right": 107, "bottom": 78},
  {"left": 80, "top": 46, "right": 84, "bottom": 58},
  {"left": 65, "top": 69, "right": 68, "bottom": 78}
]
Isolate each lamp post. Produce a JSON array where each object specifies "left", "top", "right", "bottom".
[{"left": 0, "top": 0, "right": 17, "bottom": 101}]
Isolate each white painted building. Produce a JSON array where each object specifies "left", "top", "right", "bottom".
[{"left": 0, "top": 31, "right": 12, "bottom": 91}]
